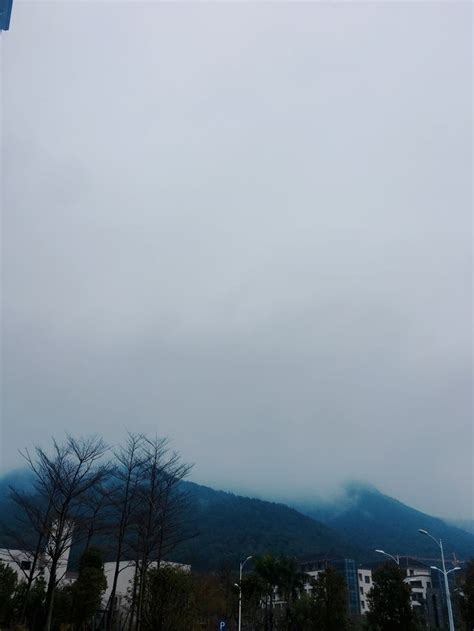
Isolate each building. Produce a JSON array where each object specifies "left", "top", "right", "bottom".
[
  {"left": 300, "top": 558, "right": 361, "bottom": 615},
  {"left": 357, "top": 567, "right": 372, "bottom": 614},
  {"left": 356, "top": 555, "right": 460, "bottom": 628},
  {"left": 0, "top": 545, "right": 71, "bottom": 588},
  {"left": 102, "top": 559, "right": 191, "bottom": 609}
]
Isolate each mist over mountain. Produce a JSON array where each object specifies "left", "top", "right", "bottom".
[
  {"left": 1, "top": 469, "right": 473, "bottom": 570},
  {"left": 293, "top": 481, "right": 474, "bottom": 562},
  {"left": 3, "top": 2, "right": 472, "bottom": 523}
]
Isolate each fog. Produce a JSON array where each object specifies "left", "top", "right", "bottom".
[{"left": 1, "top": 2, "right": 472, "bottom": 518}]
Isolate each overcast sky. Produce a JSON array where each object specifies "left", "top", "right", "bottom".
[{"left": 1, "top": 1, "right": 472, "bottom": 518}]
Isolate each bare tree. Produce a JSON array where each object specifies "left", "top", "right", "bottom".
[
  {"left": 15, "top": 435, "right": 110, "bottom": 631},
  {"left": 4, "top": 444, "right": 73, "bottom": 623},
  {"left": 4, "top": 486, "right": 53, "bottom": 622},
  {"left": 105, "top": 433, "right": 146, "bottom": 631},
  {"left": 130, "top": 437, "right": 193, "bottom": 631}
]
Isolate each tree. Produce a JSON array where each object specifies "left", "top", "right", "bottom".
[
  {"left": 457, "top": 557, "right": 474, "bottom": 631},
  {"left": 253, "top": 554, "right": 281, "bottom": 631},
  {"left": 275, "top": 556, "right": 306, "bottom": 629},
  {"left": 310, "top": 566, "right": 349, "bottom": 631},
  {"left": 13, "top": 435, "right": 110, "bottom": 631},
  {"left": 51, "top": 584, "right": 74, "bottom": 631},
  {"left": 141, "top": 565, "right": 194, "bottom": 631},
  {"left": 192, "top": 572, "right": 234, "bottom": 630},
  {"left": 105, "top": 433, "right": 145, "bottom": 631},
  {"left": 71, "top": 547, "right": 107, "bottom": 629},
  {"left": 241, "top": 571, "right": 268, "bottom": 630},
  {"left": 0, "top": 560, "right": 18, "bottom": 628},
  {"left": 367, "top": 563, "right": 418, "bottom": 630},
  {"left": 14, "top": 575, "right": 47, "bottom": 631},
  {"left": 130, "top": 437, "right": 192, "bottom": 631},
  {"left": 7, "top": 476, "right": 58, "bottom": 622},
  {"left": 251, "top": 554, "right": 305, "bottom": 631},
  {"left": 290, "top": 592, "right": 315, "bottom": 631}
]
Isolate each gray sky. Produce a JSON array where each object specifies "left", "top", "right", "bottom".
[{"left": 1, "top": 1, "right": 472, "bottom": 518}]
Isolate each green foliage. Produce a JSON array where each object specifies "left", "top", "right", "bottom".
[
  {"left": 51, "top": 584, "right": 74, "bottom": 631},
  {"left": 290, "top": 593, "right": 316, "bottom": 631},
  {"left": 457, "top": 557, "right": 474, "bottom": 630},
  {"left": 172, "top": 483, "right": 355, "bottom": 571},
  {"left": 0, "top": 560, "right": 18, "bottom": 627},
  {"left": 366, "top": 563, "right": 418, "bottom": 631},
  {"left": 289, "top": 568, "right": 349, "bottom": 631},
  {"left": 15, "top": 575, "right": 47, "bottom": 631},
  {"left": 71, "top": 547, "right": 107, "bottom": 629},
  {"left": 244, "top": 554, "right": 307, "bottom": 630},
  {"left": 310, "top": 567, "right": 349, "bottom": 631},
  {"left": 192, "top": 571, "right": 236, "bottom": 630},
  {"left": 142, "top": 565, "right": 195, "bottom": 631},
  {"left": 299, "top": 484, "right": 474, "bottom": 563}
]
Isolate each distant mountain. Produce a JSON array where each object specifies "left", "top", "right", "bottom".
[
  {"left": 2, "top": 470, "right": 472, "bottom": 570},
  {"left": 293, "top": 482, "right": 474, "bottom": 563},
  {"left": 448, "top": 519, "right": 474, "bottom": 535},
  {"left": 172, "top": 481, "right": 359, "bottom": 570},
  {"left": 0, "top": 470, "right": 358, "bottom": 571}
]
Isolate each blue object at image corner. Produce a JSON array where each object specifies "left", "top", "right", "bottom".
[{"left": 0, "top": 0, "right": 13, "bottom": 31}]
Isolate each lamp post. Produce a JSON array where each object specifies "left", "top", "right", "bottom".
[
  {"left": 237, "top": 556, "right": 253, "bottom": 631},
  {"left": 375, "top": 549, "right": 400, "bottom": 565},
  {"left": 419, "top": 529, "right": 458, "bottom": 631}
]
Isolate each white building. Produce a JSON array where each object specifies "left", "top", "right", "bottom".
[
  {"left": 357, "top": 568, "right": 372, "bottom": 614},
  {"left": 102, "top": 560, "right": 191, "bottom": 610},
  {"left": 357, "top": 558, "right": 434, "bottom": 615},
  {"left": 402, "top": 565, "right": 432, "bottom": 608},
  {"left": 0, "top": 545, "right": 71, "bottom": 587}
]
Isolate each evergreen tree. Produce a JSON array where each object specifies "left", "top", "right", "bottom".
[
  {"left": 458, "top": 557, "right": 474, "bottom": 631},
  {"left": 0, "top": 561, "right": 18, "bottom": 628},
  {"left": 142, "top": 565, "right": 194, "bottom": 631},
  {"left": 71, "top": 547, "right": 107, "bottom": 629},
  {"left": 311, "top": 566, "right": 349, "bottom": 631},
  {"left": 14, "top": 575, "right": 47, "bottom": 631},
  {"left": 367, "top": 563, "right": 418, "bottom": 630}
]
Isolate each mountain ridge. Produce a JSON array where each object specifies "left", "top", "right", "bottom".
[
  {"left": 293, "top": 482, "right": 474, "bottom": 562},
  {"left": 1, "top": 469, "right": 473, "bottom": 569}
]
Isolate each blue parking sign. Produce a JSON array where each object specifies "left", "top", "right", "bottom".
[{"left": 219, "top": 621, "right": 227, "bottom": 631}]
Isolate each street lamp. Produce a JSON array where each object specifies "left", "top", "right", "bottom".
[
  {"left": 375, "top": 549, "right": 400, "bottom": 565},
  {"left": 430, "top": 565, "right": 461, "bottom": 575},
  {"left": 237, "top": 555, "right": 253, "bottom": 631},
  {"left": 419, "top": 529, "right": 458, "bottom": 631}
]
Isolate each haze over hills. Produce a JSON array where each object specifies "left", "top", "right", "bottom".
[
  {"left": 293, "top": 481, "right": 474, "bottom": 563},
  {"left": 450, "top": 519, "right": 474, "bottom": 535},
  {"left": 1, "top": 469, "right": 473, "bottom": 570},
  {"left": 172, "top": 481, "right": 359, "bottom": 570}
]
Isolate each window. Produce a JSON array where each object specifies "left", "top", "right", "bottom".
[
  {"left": 364, "top": 575, "right": 370, "bottom": 584},
  {"left": 20, "top": 561, "right": 31, "bottom": 571},
  {"left": 360, "top": 587, "right": 363, "bottom": 594},
  {"left": 358, "top": 573, "right": 362, "bottom": 581},
  {"left": 361, "top": 601, "right": 365, "bottom": 609}
]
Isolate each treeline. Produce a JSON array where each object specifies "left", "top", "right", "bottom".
[
  {"left": 0, "top": 547, "right": 235, "bottom": 631},
  {"left": 1, "top": 433, "right": 193, "bottom": 631},
  {"left": 3, "top": 549, "right": 474, "bottom": 630},
  {"left": 1, "top": 433, "right": 474, "bottom": 631}
]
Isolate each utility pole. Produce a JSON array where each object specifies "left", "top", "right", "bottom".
[
  {"left": 419, "top": 529, "right": 460, "bottom": 631},
  {"left": 237, "top": 556, "right": 253, "bottom": 631}
]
